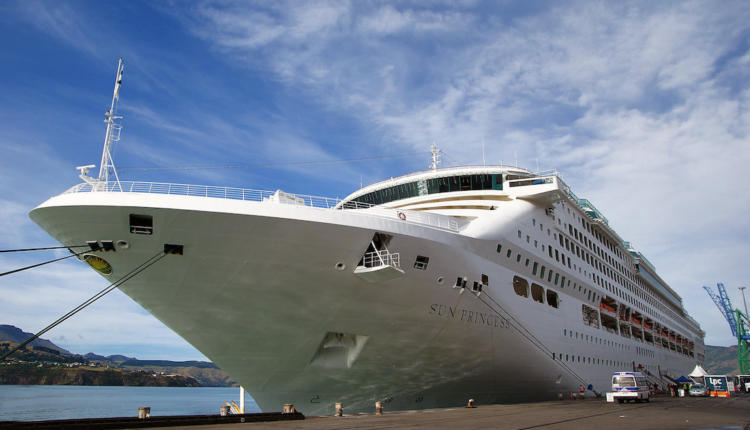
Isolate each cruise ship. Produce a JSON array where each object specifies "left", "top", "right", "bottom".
[{"left": 29, "top": 61, "right": 704, "bottom": 415}]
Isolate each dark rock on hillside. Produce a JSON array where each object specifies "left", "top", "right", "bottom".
[{"left": 0, "top": 325, "right": 71, "bottom": 355}]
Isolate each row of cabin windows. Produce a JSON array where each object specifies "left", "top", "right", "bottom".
[
  {"left": 568, "top": 214, "right": 664, "bottom": 321},
  {"left": 533, "top": 221, "right": 637, "bottom": 316},
  {"left": 513, "top": 276, "right": 559, "bottom": 308},
  {"left": 498, "top": 242, "right": 597, "bottom": 305},
  {"left": 545, "top": 207, "right": 694, "bottom": 344},
  {"left": 564, "top": 328, "right": 633, "bottom": 351},
  {"left": 517, "top": 217, "right": 694, "bottom": 351},
  {"left": 351, "top": 174, "right": 503, "bottom": 206},
  {"left": 551, "top": 353, "right": 630, "bottom": 369},
  {"left": 512, "top": 221, "right": 684, "bottom": 338},
  {"left": 560, "top": 202, "right": 686, "bottom": 338}
]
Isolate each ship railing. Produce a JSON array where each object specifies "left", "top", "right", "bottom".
[
  {"left": 359, "top": 250, "right": 400, "bottom": 269},
  {"left": 63, "top": 181, "right": 461, "bottom": 232},
  {"left": 64, "top": 181, "right": 346, "bottom": 209}
]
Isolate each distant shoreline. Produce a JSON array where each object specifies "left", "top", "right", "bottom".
[
  {"left": 0, "top": 363, "right": 201, "bottom": 387},
  {"left": 1, "top": 327, "right": 236, "bottom": 388}
]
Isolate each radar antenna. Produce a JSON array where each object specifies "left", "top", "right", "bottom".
[
  {"left": 430, "top": 144, "right": 442, "bottom": 171},
  {"left": 98, "top": 58, "right": 125, "bottom": 184}
]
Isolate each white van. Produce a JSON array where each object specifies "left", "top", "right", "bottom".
[{"left": 611, "top": 372, "right": 650, "bottom": 403}]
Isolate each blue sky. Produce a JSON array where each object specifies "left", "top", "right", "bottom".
[{"left": 0, "top": 1, "right": 748, "bottom": 361}]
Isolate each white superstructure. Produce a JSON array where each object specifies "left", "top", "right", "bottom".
[
  {"left": 28, "top": 60, "right": 704, "bottom": 415},
  {"left": 29, "top": 166, "right": 704, "bottom": 415}
]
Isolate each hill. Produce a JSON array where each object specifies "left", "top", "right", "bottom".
[
  {"left": 0, "top": 363, "right": 201, "bottom": 387},
  {"left": 0, "top": 324, "right": 236, "bottom": 387},
  {"left": 704, "top": 344, "right": 742, "bottom": 375},
  {"left": 0, "top": 325, "right": 71, "bottom": 355}
]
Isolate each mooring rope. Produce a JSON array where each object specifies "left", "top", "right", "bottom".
[
  {"left": 473, "top": 290, "right": 590, "bottom": 387},
  {"left": 0, "top": 248, "right": 92, "bottom": 278},
  {"left": 0, "top": 251, "right": 166, "bottom": 361},
  {"left": 0, "top": 245, "right": 89, "bottom": 253}
]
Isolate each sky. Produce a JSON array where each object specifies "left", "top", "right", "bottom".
[{"left": 0, "top": 1, "right": 748, "bottom": 361}]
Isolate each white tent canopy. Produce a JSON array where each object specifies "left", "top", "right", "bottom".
[{"left": 689, "top": 365, "right": 709, "bottom": 377}]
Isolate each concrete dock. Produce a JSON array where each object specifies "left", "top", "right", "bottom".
[{"left": 155, "top": 395, "right": 750, "bottom": 430}]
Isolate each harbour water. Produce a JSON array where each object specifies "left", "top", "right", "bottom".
[{"left": 0, "top": 385, "right": 260, "bottom": 422}]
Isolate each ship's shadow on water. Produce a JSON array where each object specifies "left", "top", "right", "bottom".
[{"left": 0, "top": 385, "right": 258, "bottom": 421}]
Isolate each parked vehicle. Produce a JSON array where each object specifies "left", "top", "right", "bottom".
[
  {"left": 612, "top": 372, "right": 650, "bottom": 403},
  {"left": 737, "top": 375, "right": 750, "bottom": 393},
  {"left": 689, "top": 383, "right": 708, "bottom": 397}
]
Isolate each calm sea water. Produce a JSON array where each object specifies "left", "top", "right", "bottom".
[{"left": 0, "top": 385, "right": 260, "bottom": 422}]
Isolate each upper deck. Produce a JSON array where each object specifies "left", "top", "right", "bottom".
[
  {"left": 58, "top": 180, "right": 463, "bottom": 233},
  {"left": 338, "top": 165, "right": 694, "bottom": 323},
  {"left": 340, "top": 165, "right": 546, "bottom": 207}
]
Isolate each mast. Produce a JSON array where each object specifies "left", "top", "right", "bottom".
[
  {"left": 429, "top": 144, "right": 441, "bottom": 171},
  {"left": 98, "top": 58, "right": 125, "bottom": 183}
]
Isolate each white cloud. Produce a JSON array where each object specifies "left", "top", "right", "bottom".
[
  {"left": 358, "top": 5, "right": 472, "bottom": 35},
  {"left": 17, "top": 2, "right": 100, "bottom": 59}
]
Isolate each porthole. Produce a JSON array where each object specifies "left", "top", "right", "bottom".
[
  {"left": 335, "top": 262, "right": 346, "bottom": 271},
  {"left": 436, "top": 276, "right": 444, "bottom": 285},
  {"left": 116, "top": 240, "right": 129, "bottom": 249}
]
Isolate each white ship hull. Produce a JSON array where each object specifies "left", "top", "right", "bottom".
[{"left": 30, "top": 183, "right": 700, "bottom": 416}]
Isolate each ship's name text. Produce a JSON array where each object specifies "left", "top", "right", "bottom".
[{"left": 429, "top": 304, "right": 509, "bottom": 329}]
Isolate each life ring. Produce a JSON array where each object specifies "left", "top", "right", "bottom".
[{"left": 397, "top": 212, "right": 406, "bottom": 221}]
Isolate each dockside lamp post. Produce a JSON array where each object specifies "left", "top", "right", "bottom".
[{"left": 739, "top": 287, "right": 749, "bottom": 317}]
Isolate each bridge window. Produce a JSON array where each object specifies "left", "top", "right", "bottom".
[
  {"left": 461, "top": 176, "right": 471, "bottom": 190},
  {"left": 349, "top": 173, "right": 503, "bottom": 207},
  {"left": 450, "top": 176, "right": 461, "bottom": 191}
]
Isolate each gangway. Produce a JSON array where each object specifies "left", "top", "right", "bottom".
[{"left": 641, "top": 368, "right": 672, "bottom": 391}]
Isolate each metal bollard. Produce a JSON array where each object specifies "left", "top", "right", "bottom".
[
  {"left": 375, "top": 401, "right": 383, "bottom": 415},
  {"left": 220, "top": 405, "right": 231, "bottom": 416},
  {"left": 335, "top": 402, "right": 343, "bottom": 417},
  {"left": 282, "top": 404, "right": 295, "bottom": 414},
  {"left": 138, "top": 407, "right": 150, "bottom": 419}
]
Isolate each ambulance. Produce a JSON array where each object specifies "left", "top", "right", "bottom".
[{"left": 611, "top": 372, "right": 650, "bottom": 403}]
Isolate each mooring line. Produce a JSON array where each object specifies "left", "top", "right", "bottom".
[
  {"left": 0, "top": 251, "right": 166, "bottom": 361},
  {"left": 0, "top": 248, "right": 92, "bottom": 278},
  {"left": 0, "top": 245, "right": 89, "bottom": 253},
  {"left": 475, "top": 291, "right": 590, "bottom": 387}
]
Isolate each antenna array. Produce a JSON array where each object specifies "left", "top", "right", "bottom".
[{"left": 98, "top": 58, "right": 125, "bottom": 183}]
